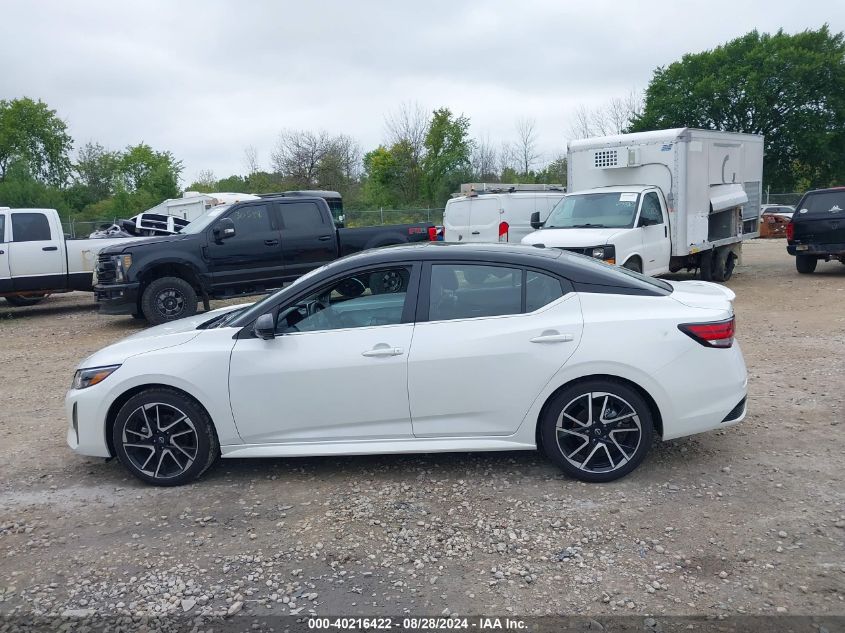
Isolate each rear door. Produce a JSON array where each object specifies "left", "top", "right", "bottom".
[
  {"left": 792, "top": 190, "right": 845, "bottom": 245},
  {"left": 8, "top": 211, "right": 65, "bottom": 291},
  {"left": 278, "top": 200, "right": 337, "bottom": 278},
  {"left": 407, "top": 262, "right": 583, "bottom": 437},
  {"left": 0, "top": 212, "right": 10, "bottom": 293},
  {"left": 502, "top": 196, "right": 536, "bottom": 243},
  {"left": 443, "top": 199, "right": 471, "bottom": 242},
  {"left": 465, "top": 196, "right": 503, "bottom": 242}
]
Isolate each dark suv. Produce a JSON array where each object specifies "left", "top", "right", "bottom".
[{"left": 786, "top": 187, "right": 845, "bottom": 273}]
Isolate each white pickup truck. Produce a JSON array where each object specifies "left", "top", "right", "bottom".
[
  {"left": 522, "top": 128, "right": 764, "bottom": 282},
  {"left": 0, "top": 207, "right": 136, "bottom": 307}
]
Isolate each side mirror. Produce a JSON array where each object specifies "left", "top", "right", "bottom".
[
  {"left": 213, "top": 218, "right": 236, "bottom": 241},
  {"left": 254, "top": 313, "right": 276, "bottom": 340},
  {"left": 530, "top": 211, "right": 544, "bottom": 230}
]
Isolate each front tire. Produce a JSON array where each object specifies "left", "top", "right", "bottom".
[
  {"left": 540, "top": 379, "right": 654, "bottom": 482},
  {"left": 622, "top": 258, "right": 642, "bottom": 273},
  {"left": 112, "top": 388, "right": 219, "bottom": 486},
  {"left": 5, "top": 294, "right": 47, "bottom": 307},
  {"left": 796, "top": 254, "right": 817, "bottom": 274},
  {"left": 141, "top": 276, "right": 198, "bottom": 324}
]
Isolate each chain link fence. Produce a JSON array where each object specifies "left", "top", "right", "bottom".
[
  {"left": 344, "top": 208, "right": 444, "bottom": 227},
  {"left": 61, "top": 218, "right": 117, "bottom": 238},
  {"left": 764, "top": 192, "right": 802, "bottom": 206}
]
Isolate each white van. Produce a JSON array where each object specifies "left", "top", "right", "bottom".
[{"left": 443, "top": 185, "right": 566, "bottom": 244}]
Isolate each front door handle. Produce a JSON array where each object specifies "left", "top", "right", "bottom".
[
  {"left": 362, "top": 345, "right": 404, "bottom": 357},
  {"left": 42, "top": 246, "right": 59, "bottom": 251},
  {"left": 664, "top": 226, "right": 667, "bottom": 238},
  {"left": 318, "top": 235, "right": 333, "bottom": 242},
  {"left": 264, "top": 239, "right": 279, "bottom": 246},
  {"left": 530, "top": 331, "right": 574, "bottom": 344}
]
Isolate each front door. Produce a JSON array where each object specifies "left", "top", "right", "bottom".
[
  {"left": 205, "top": 203, "right": 284, "bottom": 292},
  {"left": 9, "top": 211, "right": 64, "bottom": 291},
  {"left": 637, "top": 192, "right": 671, "bottom": 275},
  {"left": 408, "top": 263, "right": 583, "bottom": 437},
  {"left": 228, "top": 264, "right": 418, "bottom": 445},
  {"left": 278, "top": 201, "right": 337, "bottom": 278}
]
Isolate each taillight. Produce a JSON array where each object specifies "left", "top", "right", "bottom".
[
  {"left": 678, "top": 317, "right": 735, "bottom": 348},
  {"left": 498, "top": 221, "right": 509, "bottom": 242},
  {"left": 786, "top": 221, "right": 794, "bottom": 241},
  {"left": 427, "top": 226, "right": 437, "bottom": 241}
]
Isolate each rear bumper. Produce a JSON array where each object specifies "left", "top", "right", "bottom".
[
  {"left": 787, "top": 242, "right": 845, "bottom": 258},
  {"left": 94, "top": 283, "right": 140, "bottom": 314}
]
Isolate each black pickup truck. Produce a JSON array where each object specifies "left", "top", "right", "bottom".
[
  {"left": 95, "top": 196, "right": 435, "bottom": 324},
  {"left": 787, "top": 187, "right": 845, "bottom": 274}
]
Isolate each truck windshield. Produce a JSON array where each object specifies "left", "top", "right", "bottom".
[
  {"left": 545, "top": 192, "right": 640, "bottom": 229},
  {"left": 180, "top": 205, "right": 231, "bottom": 234}
]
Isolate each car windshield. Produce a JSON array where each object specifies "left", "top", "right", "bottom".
[
  {"left": 544, "top": 192, "right": 640, "bottom": 229},
  {"left": 796, "top": 191, "right": 845, "bottom": 218},
  {"left": 179, "top": 205, "right": 231, "bottom": 234}
]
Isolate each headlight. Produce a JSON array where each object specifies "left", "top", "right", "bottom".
[
  {"left": 113, "top": 254, "right": 132, "bottom": 282},
  {"left": 590, "top": 245, "right": 615, "bottom": 263},
  {"left": 591, "top": 247, "right": 605, "bottom": 259},
  {"left": 72, "top": 365, "right": 120, "bottom": 390}
]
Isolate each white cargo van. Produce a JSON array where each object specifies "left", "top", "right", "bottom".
[
  {"left": 521, "top": 129, "right": 763, "bottom": 281},
  {"left": 443, "top": 184, "right": 566, "bottom": 244}
]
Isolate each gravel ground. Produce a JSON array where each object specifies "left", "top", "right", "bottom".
[{"left": 0, "top": 239, "right": 843, "bottom": 626}]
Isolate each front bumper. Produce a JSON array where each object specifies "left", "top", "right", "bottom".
[
  {"left": 94, "top": 282, "right": 140, "bottom": 315},
  {"left": 66, "top": 385, "right": 112, "bottom": 458},
  {"left": 787, "top": 242, "right": 845, "bottom": 258}
]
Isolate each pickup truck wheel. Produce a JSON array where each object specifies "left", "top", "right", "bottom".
[
  {"left": 370, "top": 269, "right": 409, "bottom": 294},
  {"left": 112, "top": 388, "right": 219, "bottom": 486},
  {"left": 796, "top": 254, "right": 817, "bottom": 274},
  {"left": 141, "top": 276, "right": 198, "bottom": 325},
  {"left": 4, "top": 294, "right": 47, "bottom": 307},
  {"left": 540, "top": 379, "right": 653, "bottom": 483},
  {"left": 711, "top": 248, "right": 737, "bottom": 282}
]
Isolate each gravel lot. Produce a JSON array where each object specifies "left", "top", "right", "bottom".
[{"left": 0, "top": 239, "right": 843, "bottom": 625}]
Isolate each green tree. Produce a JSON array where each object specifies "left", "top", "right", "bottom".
[
  {"left": 422, "top": 108, "right": 472, "bottom": 206},
  {"left": 117, "top": 143, "right": 182, "bottom": 200},
  {"left": 0, "top": 97, "right": 73, "bottom": 185},
  {"left": 74, "top": 141, "right": 121, "bottom": 202},
  {"left": 630, "top": 26, "right": 845, "bottom": 191}
]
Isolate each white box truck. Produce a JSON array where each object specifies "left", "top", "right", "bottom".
[
  {"left": 521, "top": 128, "right": 763, "bottom": 281},
  {"left": 443, "top": 184, "right": 566, "bottom": 244}
]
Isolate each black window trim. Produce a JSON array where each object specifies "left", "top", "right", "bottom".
[
  {"left": 277, "top": 199, "right": 328, "bottom": 231},
  {"left": 10, "top": 211, "right": 52, "bottom": 243},
  {"left": 416, "top": 259, "right": 574, "bottom": 324},
  {"left": 235, "top": 260, "right": 422, "bottom": 339}
]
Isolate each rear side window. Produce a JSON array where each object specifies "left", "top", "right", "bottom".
[
  {"left": 796, "top": 191, "right": 845, "bottom": 218},
  {"left": 280, "top": 202, "right": 326, "bottom": 232},
  {"left": 0, "top": 215, "right": 5, "bottom": 242},
  {"left": 526, "top": 270, "right": 566, "bottom": 311},
  {"left": 11, "top": 213, "right": 51, "bottom": 242},
  {"left": 429, "top": 264, "right": 521, "bottom": 321},
  {"left": 227, "top": 205, "right": 271, "bottom": 236}
]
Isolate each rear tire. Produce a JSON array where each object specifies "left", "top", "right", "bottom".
[
  {"left": 540, "top": 379, "right": 654, "bottom": 483},
  {"left": 796, "top": 254, "right": 817, "bottom": 274},
  {"left": 141, "top": 276, "right": 198, "bottom": 325},
  {"left": 112, "top": 388, "right": 219, "bottom": 486},
  {"left": 5, "top": 294, "right": 47, "bottom": 307},
  {"left": 711, "top": 248, "right": 737, "bottom": 282}
]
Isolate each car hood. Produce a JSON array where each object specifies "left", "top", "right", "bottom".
[
  {"left": 75, "top": 304, "right": 250, "bottom": 369},
  {"left": 521, "top": 227, "right": 629, "bottom": 247},
  {"left": 99, "top": 232, "right": 197, "bottom": 255},
  {"left": 667, "top": 280, "right": 735, "bottom": 311}
]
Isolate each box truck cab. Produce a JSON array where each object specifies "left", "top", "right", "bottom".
[
  {"left": 521, "top": 128, "right": 763, "bottom": 282},
  {"left": 443, "top": 184, "right": 566, "bottom": 244}
]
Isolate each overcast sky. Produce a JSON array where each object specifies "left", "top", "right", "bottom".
[{"left": 2, "top": 1, "right": 844, "bottom": 184}]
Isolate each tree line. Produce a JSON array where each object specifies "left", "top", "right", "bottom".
[{"left": 1, "top": 26, "right": 843, "bottom": 225}]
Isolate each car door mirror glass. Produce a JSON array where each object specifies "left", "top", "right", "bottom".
[
  {"left": 530, "top": 211, "right": 544, "bottom": 230},
  {"left": 213, "top": 218, "right": 236, "bottom": 241},
  {"left": 254, "top": 313, "right": 276, "bottom": 339}
]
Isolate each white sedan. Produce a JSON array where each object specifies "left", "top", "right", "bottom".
[{"left": 67, "top": 243, "right": 747, "bottom": 486}]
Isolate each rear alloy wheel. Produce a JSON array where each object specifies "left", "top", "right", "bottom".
[
  {"left": 540, "top": 380, "right": 653, "bottom": 482},
  {"left": 141, "top": 276, "right": 198, "bottom": 324},
  {"left": 796, "top": 254, "right": 817, "bottom": 274},
  {"left": 113, "top": 388, "right": 218, "bottom": 486},
  {"left": 5, "top": 294, "right": 47, "bottom": 307}
]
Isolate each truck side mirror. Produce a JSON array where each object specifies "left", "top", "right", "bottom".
[
  {"left": 213, "top": 218, "right": 236, "bottom": 241},
  {"left": 530, "top": 211, "right": 544, "bottom": 230},
  {"left": 254, "top": 313, "right": 276, "bottom": 340}
]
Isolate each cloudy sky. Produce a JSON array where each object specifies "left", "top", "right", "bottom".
[{"left": 2, "top": 1, "right": 844, "bottom": 184}]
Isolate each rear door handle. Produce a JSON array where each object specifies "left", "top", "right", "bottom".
[
  {"left": 264, "top": 239, "right": 279, "bottom": 246},
  {"left": 318, "top": 235, "right": 333, "bottom": 242},
  {"left": 362, "top": 346, "right": 404, "bottom": 357},
  {"left": 42, "top": 246, "right": 59, "bottom": 251},
  {"left": 471, "top": 231, "right": 481, "bottom": 235},
  {"left": 530, "top": 331, "right": 574, "bottom": 343}
]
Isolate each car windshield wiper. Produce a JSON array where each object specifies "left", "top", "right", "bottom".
[{"left": 571, "top": 223, "right": 607, "bottom": 228}]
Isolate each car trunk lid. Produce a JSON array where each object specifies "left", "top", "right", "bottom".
[{"left": 666, "top": 280, "right": 735, "bottom": 311}]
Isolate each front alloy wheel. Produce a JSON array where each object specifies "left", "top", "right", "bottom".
[
  {"left": 113, "top": 388, "right": 218, "bottom": 486},
  {"left": 540, "top": 380, "right": 653, "bottom": 482}
]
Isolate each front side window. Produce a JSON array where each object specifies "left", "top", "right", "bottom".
[
  {"left": 639, "top": 192, "right": 663, "bottom": 225},
  {"left": 545, "top": 192, "right": 640, "bottom": 229},
  {"left": 225, "top": 204, "right": 271, "bottom": 236},
  {"left": 277, "top": 266, "right": 411, "bottom": 334},
  {"left": 11, "top": 213, "right": 51, "bottom": 242},
  {"left": 279, "top": 202, "right": 325, "bottom": 232},
  {"left": 429, "top": 264, "right": 521, "bottom": 321}
]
